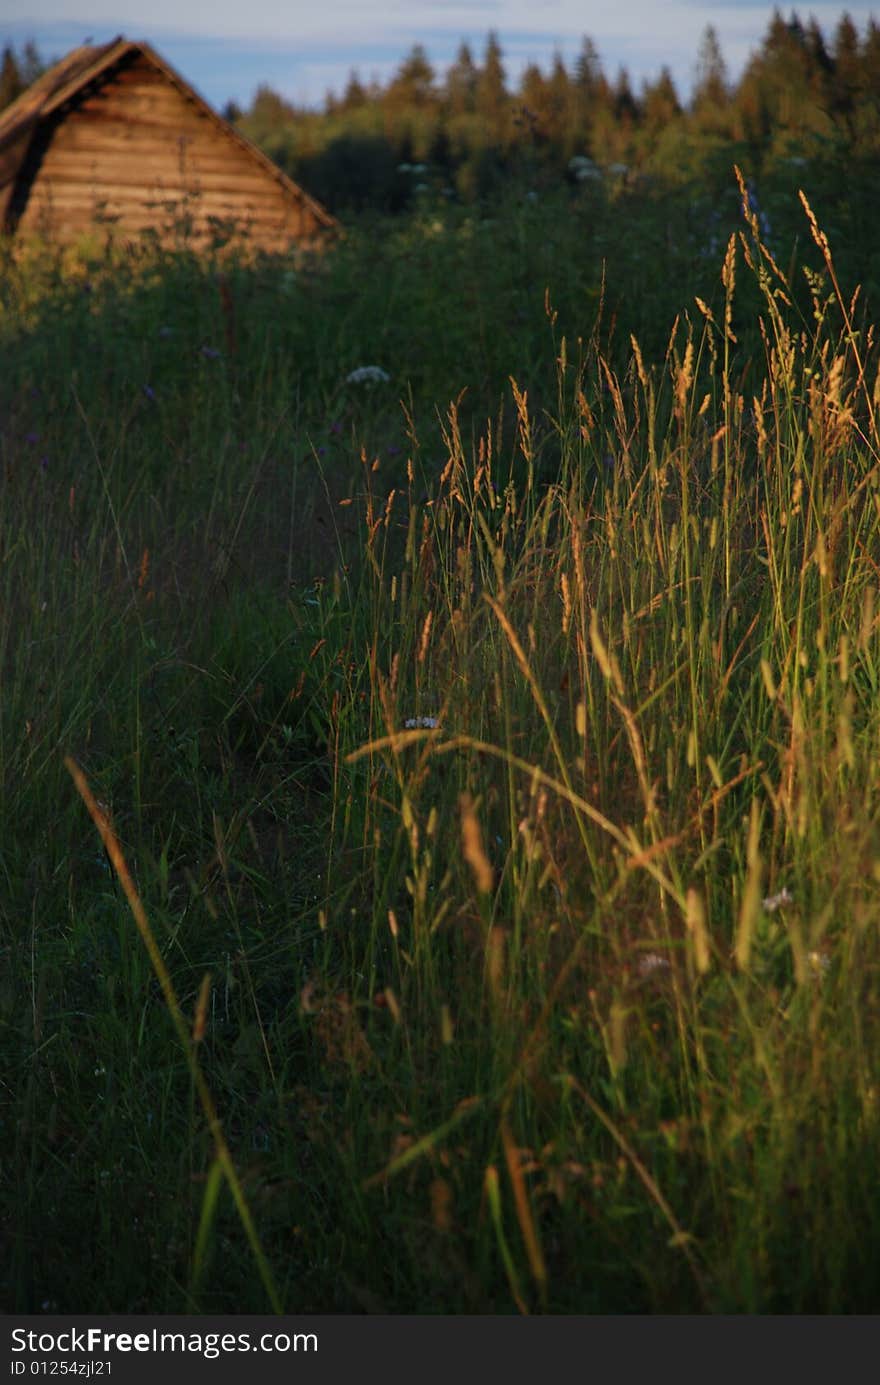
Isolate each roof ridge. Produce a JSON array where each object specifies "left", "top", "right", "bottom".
[{"left": 0, "top": 36, "right": 127, "bottom": 151}]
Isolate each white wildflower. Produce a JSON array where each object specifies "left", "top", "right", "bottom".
[
  {"left": 637, "top": 952, "right": 671, "bottom": 977},
  {"left": 569, "top": 155, "right": 601, "bottom": 182},
  {"left": 404, "top": 716, "right": 440, "bottom": 730},
  {"left": 763, "top": 887, "right": 794, "bottom": 913},
  {"left": 607, "top": 162, "right": 629, "bottom": 178},
  {"left": 346, "top": 366, "right": 391, "bottom": 385}
]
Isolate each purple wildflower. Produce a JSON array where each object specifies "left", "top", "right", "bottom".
[
  {"left": 746, "top": 180, "right": 772, "bottom": 241},
  {"left": 200, "top": 345, "right": 222, "bottom": 360},
  {"left": 25, "top": 431, "right": 39, "bottom": 445},
  {"left": 143, "top": 385, "right": 156, "bottom": 403}
]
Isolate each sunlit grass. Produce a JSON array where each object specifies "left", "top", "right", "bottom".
[{"left": 2, "top": 172, "right": 880, "bottom": 1312}]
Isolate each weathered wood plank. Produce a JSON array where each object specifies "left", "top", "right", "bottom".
[
  {"left": 18, "top": 203, "right": 310, "bottom": 244},
  {"left": 20, "top": 187, "right": 313, "bottom": 230},
  {"left": 20, "top": 202, "right": 316, "bottom": 240},
  {"left": 47, "top": 127, "right": 269, "bottom": 167},
  {"left": 34, "top": 163, "right": 298, "bottom": 200}
]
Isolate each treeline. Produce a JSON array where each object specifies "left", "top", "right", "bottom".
[
  {"left": 226, "top": 10, "right": 880, "bottom": 211},
  {"left": 0, "top": 40, "right": 44, "bottom": 109},
  {"left": 2, "top": 12, "right": 879, "bottom": 215}
]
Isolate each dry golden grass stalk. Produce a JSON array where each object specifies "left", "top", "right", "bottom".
[
  {"left": 484, "top": 1163, "right": 529, "bottom": 1314},
  {"left": 501, "top": 1117, "right": 547, "bottom": 1303},
  {"left": 685, "top": 887, "right": 711, "bottom": 975},
  {"left": 564, "top": 1074, "right": 709, "bottom": 1307},
  {"left": 460, "top": 792, "right": 494, "bottom": 895},
  {"left": 736, "top": 798, "right": 763, "bottom": 971},
  {"left": 64, "top": 755, "right": 282, "bottom": 1313},
  {"left": 192, "top": 973, "right": 211, "bottom": 1043}
]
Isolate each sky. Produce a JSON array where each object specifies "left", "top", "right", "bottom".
[{"left": 1, "top": 2, "right": 877, "bottom": 112}]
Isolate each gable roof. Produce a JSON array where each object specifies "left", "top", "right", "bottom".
[{"left": 0, "top": 36, "right": 337, "bottom": 238}]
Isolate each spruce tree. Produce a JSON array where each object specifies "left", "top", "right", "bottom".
[{"left": 0, "top": 45, "right": 23, "bottom": 111}]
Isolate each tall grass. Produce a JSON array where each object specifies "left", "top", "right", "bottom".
[{"left": 2, "top": 173, "right": 880, "bottom": 1312}]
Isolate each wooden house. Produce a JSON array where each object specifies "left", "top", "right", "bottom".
[{"left": 0, "top": 36, "right": 337, "bottom": 252}]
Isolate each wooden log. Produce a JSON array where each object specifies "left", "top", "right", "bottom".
[
  {"left": 33, "top": 165, "right": 298, "bottom": 201},
  {"left": 44, "top": 129, "right": 282, "bottom": 173},
  {"left": 19, "top": 192, "right": 312, "bottom": 234}
]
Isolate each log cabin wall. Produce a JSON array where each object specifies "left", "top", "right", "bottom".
[{"left": 12, "top": 49, "right": 332, "bottom": 252}]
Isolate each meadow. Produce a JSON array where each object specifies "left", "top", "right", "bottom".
[{"left": 3, "top": 162, "right": 880, "bottom": 1313}]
